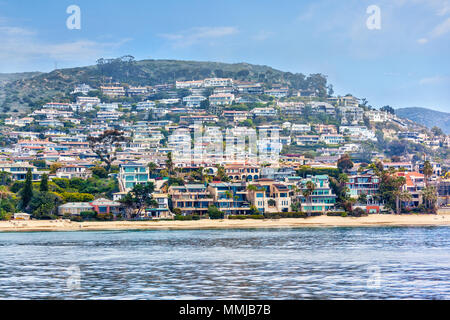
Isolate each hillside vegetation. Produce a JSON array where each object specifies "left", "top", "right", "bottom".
[{"left": 0, "top": 56, "right": 329, "bottom": 114}]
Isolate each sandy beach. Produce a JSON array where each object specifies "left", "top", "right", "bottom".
[{"left": 0, "top": 214, "right": 449, "bottom": 232}]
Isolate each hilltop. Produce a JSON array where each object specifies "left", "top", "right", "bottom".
[
  {"left": 0, "top": 57, "right": 328, "bottom": 114},
  {"left": 396, "top": 107, "right": 450, "bottom": 134}
]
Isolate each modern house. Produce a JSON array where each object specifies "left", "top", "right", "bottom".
[
  {"left": 297, "top": 175, "right": 337, "bottom": 213},
  {"left": 118, "top": 162, "right": 151, "bottom": 191}
]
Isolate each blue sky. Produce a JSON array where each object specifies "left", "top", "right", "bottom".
[{"left": 0, "top": 0, "right": 449, "bottom": 112}]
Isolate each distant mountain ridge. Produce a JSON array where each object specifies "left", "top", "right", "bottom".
[{"left": 396, "top": 107, "right": 450, "bottom": 134}]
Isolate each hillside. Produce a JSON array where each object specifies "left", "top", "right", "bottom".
[
  {"left": 0, "top": 57, "right": 328, "bottom": 114},
  {"left": 396, "top": 107, "right": 450, "bottom": 134},
  {"left": 0, "top": 72, "right": 42, "bottom": 83}
]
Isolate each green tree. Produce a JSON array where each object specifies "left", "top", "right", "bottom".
[
  {"left": 207, "top": 205, "right": 224, "bottom": 219},
  {"left": 0, "top": 172, "right": 12, "bottom": 186},
  {"left": 20, "top": 169, "right": 34, "bottom": 211},
  {"left": 422, "top": 160, "right": 433, "bottom": 187},
  {"left": 29, "top": 191, "right": 62, "bottom": 218},
  {"left": 39, "top": 173, "right": 49, "bottom": 192},
  {"left": 337, "top": 154, "right": 354, "bottom": 173},
  {"left": 148, "top": 162, "right": 157, "bottom": 178},
  {"left": 91, "top": 166, "right": 109, "bottom": 179},
  {"left": 422, "top": 186, "right": 437, "bottom": 213},
  {"left": 166, "top": 152, "right": 174, "bottom": 175},
  {"left": 120, "top": 182, "right": 155, "bottom": 218},
  {"left": 88, "top": 129, "right": 127, "bottom": 172}
]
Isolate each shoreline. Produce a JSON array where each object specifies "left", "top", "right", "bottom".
[{"left": 1, "top": 214, "right": 449, "bottom": 233}]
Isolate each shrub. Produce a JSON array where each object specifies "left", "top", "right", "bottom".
[
  {"left": 263, "top": 212, "right": 307, "bottom": 219},
  {"left": 341, "top": 212, "right": 348, "bottom": 217},
  {"left": 174, "top": 215, "right": 193, "bottom": 221},
  {"left": 208, "top": 205, "right": 224, "bottom": 219},
  {"left": 80, "top": 211, "right": 97, "bottom": 220},
  {"left": 228, "top": 215, "right": 265, "bottom": 220},
  {"left": 62, "top": 192, "right": 95, "bottom": 202},
  {"left": 0, "top": 209, "right": 12, "bottom": 221},
  {"left": 96, "top": 213, "right": 114, "bottom": 221},
  {"left": 350, "top": 208, "right": 367, "bottom": 217}
]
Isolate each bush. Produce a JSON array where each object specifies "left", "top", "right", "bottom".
[
  {"left": 350, "top": 208, "right": 367, "bottom": 217},
  {"left": 208, "top": 205, "right": 224, "bottom": 220},
  {"left": 96, "top": 213, "right": 114, "bottom": 221},
  {"left": 263, "top": 212, "right": 307, "bottom": 219},
  {"left": 80, "top": 211, "right": 97, "bottom": 220},
  {"left": 174, "top": 215, "right": 201, "bottom": 221},
  {"left": 70, "top": 216, "right": 83, "bottom": 222},
  {"left": 341, "top": 212, "right": 348, "bottom": 217},
  {"left": 0, "top": 210, "right": 12, "bottom": 221},
  {"left": 62, "top": 192, "right": 95, "bottom": 202},
  {"left": 228, "top": 215, "right": 265, "bottom": 220},
  {"left": 327, "top": 211, "right": 346, "bottom": 216}
]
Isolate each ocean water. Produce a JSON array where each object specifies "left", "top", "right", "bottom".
[{"left": 0, "top": 227, "right": 449, "bottom": 299}]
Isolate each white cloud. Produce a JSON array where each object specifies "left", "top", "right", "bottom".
[
  {"left": 419, "top": 75, "right": 449, "bottom": 85},
  {"left": 0, "top": 22, "right": 131, "bottom": 71},
  {"left": 417, "top": 38, "right": 429, "bottom": 44},
  {"left": 253, "top": 30, "right": 274, "bottom": 41},
  {"left": 416, "top": 17, "right": 450, "bottom": 44},
  {"left": 430, "top": 17, "right": 450, "bottom": 37},
  {"left": 159, "top": 26, "right": 238, "bottom": 47}
]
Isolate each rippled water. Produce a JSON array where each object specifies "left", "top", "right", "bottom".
[{"left": 0, "top": 227, "right": 449, "bottom": 299}]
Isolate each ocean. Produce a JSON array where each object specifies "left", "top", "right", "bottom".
[{"left": 0, "top": 227, "right": 449, "bottom": 299}]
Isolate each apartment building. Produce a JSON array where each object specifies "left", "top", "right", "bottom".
[
  {"left": 396, "top": 172, "right": 425, "bottom": 208},
  {"left": 209, "top": 93, "right": 235, "bottom": 106},
  {"left": 169, "top": 184, "right": 214, "bottom": 216},
  {"left": 55, "top": 165, "right": 92, "bottom": 179},
  {"left": 251, "top": 108, "right": 277, "bottom": 117},
  {"left": 346, "top": 174, "right": 380, "bottom": 198},
  {"left": 222, "top": 110, "right": 249, "bottom": 122},
  {"left": 118, "top": 162, "right": 151, "bottom": 191},
  {"left": 328, "top": 95, "right": 360, "bottom": 107},
  {"left": 297, "top": 175, "right": 337, "bottom": 213},
  {"left": 207, "top": 182, "right": 251, "bottom": 215},
  {"left": 183, "top": 95, "right": 207, "bottom": 108},
  {"left": 204, "top": 78, "right": 233, "bottom": 87},
  {"left": 100, "top": 86, "right": 126, "bottom": 97},
  {"left": 0, "top": 162, "right": 45, "bottom": 181}
]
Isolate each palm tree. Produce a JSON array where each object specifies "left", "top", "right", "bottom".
[
  {"left": 422, "top": 186, "right": 437, "bottom": 212},
  {"left": 291, "top": 186, "right": 302, "bottom": 213},
  {"left": 393, "top": 188, "right": 412, "bottom": 215},
  {"left": 423, "top": 160, "right": 433, "bottom": 187},
  {"left": 166, "top": 152, "right": 174, "bottom": 176},
  {"left": 302, "top": 181, "right": 316, "bottom": 217},
  {"left": 148, "top": 162, "right": 157, "bottom": 178}
]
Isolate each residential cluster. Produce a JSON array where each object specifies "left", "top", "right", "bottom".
[{"left": 1, "top": 76, "right": 449, "bottom": 221}]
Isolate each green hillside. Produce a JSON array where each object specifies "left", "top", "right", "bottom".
[{"left": 0, "top": 56, "right": 329, "bottom": 114}]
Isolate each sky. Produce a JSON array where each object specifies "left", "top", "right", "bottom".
[{"left": 0, "top": 0, "right": 449, "bottom": 112}]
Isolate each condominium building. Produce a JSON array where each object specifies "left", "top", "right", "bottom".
[{"left": 169, "top": 184, "right": 214, "bottom": 216}]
